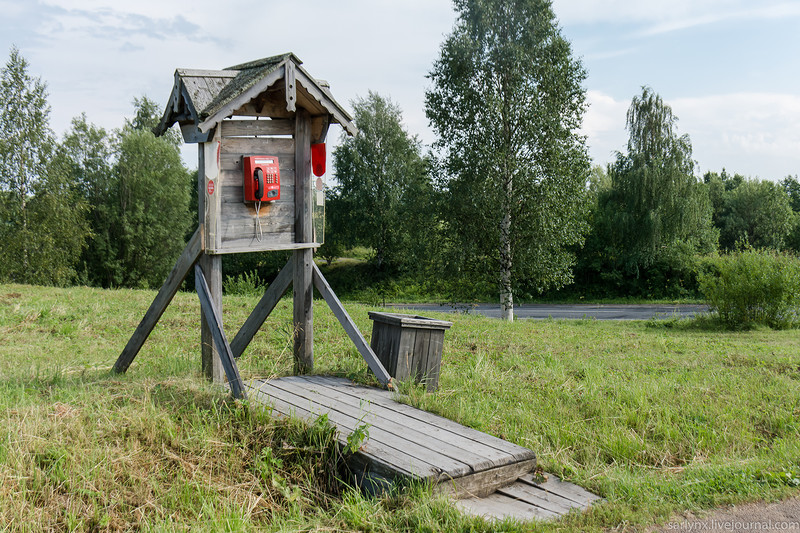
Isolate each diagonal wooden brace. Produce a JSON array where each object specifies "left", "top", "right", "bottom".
[
  {"left": 114, "top": 229, "right": 202, "bottom": 374},
  {"left": 195, "top": 264, "right": 247, "bottom": 400},
  {"left": 230, "top": 257, "right": 294, "bottom": 358},
  {"left": 312, "top": 262, "right": 392, "bottom": 387}
]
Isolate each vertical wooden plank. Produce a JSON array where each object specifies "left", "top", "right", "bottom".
[
  {"left": 203, "top": 129, "right": 222, "bottom": 252},
  {"left": 395, "top": 328, "right": 415, "bottom": 382},
  {"left": 412, "top": 329, "right": 432, "bottom": 387},
  {"left": 285, "top": 61, "right": 297, "bottom": 112},
  {"left": 293, "top": 108, "right": 313, "bottom": 373},
  {"left": 200, "top": 253, "right": 224, "bottom": 383},
  {"left": 424, "top": 331, "right": 445, "bottom": 392},
  {"left": 386, "top": 325, "right": 402, "bottom": 381}
]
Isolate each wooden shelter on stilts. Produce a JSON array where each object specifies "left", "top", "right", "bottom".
[
  {"left": 112, "top": 53, "right": 599, "bottom": 521},
  {"left": 112, "top": 53, "right": 391, "bottom": 397}
]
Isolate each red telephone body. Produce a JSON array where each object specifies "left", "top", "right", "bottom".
[{"left": 243, "top": 156, "right": 280, "bottom": 202}]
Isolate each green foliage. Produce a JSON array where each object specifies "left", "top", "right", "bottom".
[
  {"left": 113, "top": 128, "right": 191, "bottom": 288},
  {"left": 330, "top": 92, "right": 434, "bottom": 273},
  {"left": 781, "top": 175, "right": 800, "bottom": 252},
  {"left": 59, "top": 114, "right": 117, "bottom": 286},
  {"left": 698, "top": 249, "right": 800, "bottom": 329},
  {"left": 426, "top": 0, "right": 591, "bottom": 317},
  {"left": 603, "top": 87, "right": 716, "bottom": 273},
  {"left": 0, "top": 47, "right": 90, "bottom": 285},
  {"left": 223, "top": 270, "right": 266, "bottom": 297},
  {"left": 716, "top": 178, "right": 796, "bottom": 251},
  {"left": 578, "top": 87, "right": 716, "bottom": 298}
]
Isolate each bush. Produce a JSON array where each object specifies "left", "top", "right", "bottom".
[
  {"left": 698, "top": 249, "right": 800, "bottom": 329},
  {"left": 223, "top": 270, "right": 266, "bottom": 297}
]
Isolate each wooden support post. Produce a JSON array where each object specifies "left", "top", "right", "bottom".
[
  {"left": 200, "top": 253, "right": 224, "bottom": 383},
  {"left": 230, "top": 257, "right": 294, "bottom": 358},
  {"left": 312, "top": 263, "right": 392, "bottom": 387},
  {"left": 293, "top": 108, "right": 313, "bottom": 373},
  {"left": 113, "top": 228, "right": 202, "bottom": 373},
  {"left": 195, "top": 264, "right": 246, "bottom": 400}
]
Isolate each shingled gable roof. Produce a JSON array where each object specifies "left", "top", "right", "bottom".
[{"left": 155, "top": 52, "right": 357, "bottom": 140}]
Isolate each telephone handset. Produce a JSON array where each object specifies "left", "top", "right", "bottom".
[
  {"left": 243, "top": 156, "right": 280, "bottom": 202},
  {"left": 254, "top": 167, "right": 265, "bottom": 201}
]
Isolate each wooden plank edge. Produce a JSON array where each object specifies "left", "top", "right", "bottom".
[
  {"left": 518, "top": 473, "right": 602, "bottom": 507},
  {"left": 435, "top": 458, "right": 537, "bottom": 499}
]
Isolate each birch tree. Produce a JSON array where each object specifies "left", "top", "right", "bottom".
[{"left": 426, "top": 0, "right": 590, "bottom": 320}]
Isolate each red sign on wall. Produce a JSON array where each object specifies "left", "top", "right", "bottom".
[{"left": 207, "top": 180, "right": 215, "bottom": 195}]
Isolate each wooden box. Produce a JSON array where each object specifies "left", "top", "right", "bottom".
[{"left": 368, "top": 312, "right": 452, "bottom": 392}]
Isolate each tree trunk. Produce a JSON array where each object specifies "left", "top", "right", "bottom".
[{"left": 499, "top": 208, "right": 513, "bottom": 321}]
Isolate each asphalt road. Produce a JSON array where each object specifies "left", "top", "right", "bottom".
[{"left": 387, "top": 303, "right": 709, "bottom": 320}]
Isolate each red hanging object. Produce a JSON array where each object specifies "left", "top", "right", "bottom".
[{"left": 311, "top": 143, "right": 326, "bottom": 177}]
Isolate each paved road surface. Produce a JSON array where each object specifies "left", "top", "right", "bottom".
[{"left": 387, "top": 303, "right": 708, "bottom": 320}]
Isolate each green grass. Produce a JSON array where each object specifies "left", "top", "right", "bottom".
[{"left": 1, "top": 284, "right": 799, "bottom": 531}]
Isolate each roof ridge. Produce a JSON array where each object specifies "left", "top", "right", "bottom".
[{"left": 225, "top": 52, "right": 301, "bottom": 71}]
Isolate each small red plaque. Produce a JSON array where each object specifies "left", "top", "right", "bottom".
[{"left": 207, "top": 180, "right": 215, "bottom": 195}]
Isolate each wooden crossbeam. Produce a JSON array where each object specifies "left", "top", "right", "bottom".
[
  {"left": 312, "top": 263, "right": 392, "bottom": 387},
  {"left": 114, "top": 229, "right": 202, "bottom": 373},
  {"left": 230, "top": 257, "right": 294, "bottom": 358},
  {"left": 195, "top": 264, "right": 247, "bottom": 399}
]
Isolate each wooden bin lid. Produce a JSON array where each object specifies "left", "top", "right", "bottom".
[{"left": 368, "top": 312, "right": 452, "bottom": 330}]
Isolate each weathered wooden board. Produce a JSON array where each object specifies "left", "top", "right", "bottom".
[
  {"left": 221, "top": 119, "right": 293, "bottom": 137},
  {"left": 208, "top": 134, "right": 297, "bottom": 253},
  {"left": 457, "top": 473, "right": 602, "bottom": 523},
  {"left": 456, "top": 492, "right": 561, "bottom": 521},
  {"left": 245, "top": 376, "right": 536, "bottom": 498},
  {"left": 293, "top": 109, "right": 313, "bottom": 372},
  {"left": 368, "top": 313, "right": 451, "bottom": 392},
  {"left": 196, "top": 263, "right": 246, "bottom": 399}
]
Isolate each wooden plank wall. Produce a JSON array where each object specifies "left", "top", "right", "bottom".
[{"left": 212, "top": 118, "right": 297, "bottom": 253}]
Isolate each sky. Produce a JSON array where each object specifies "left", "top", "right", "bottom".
[{"left": 1, "top": 0, "right": 799, "bottom": 181}]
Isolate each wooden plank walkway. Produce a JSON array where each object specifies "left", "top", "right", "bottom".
[
  {"left": 456, "top": 473, "right": 602, "bottom": 522},
  {"left": 245, "top": 376, "right": 536, "bottom": 498},
  {"left": 245, "top": 376, "right": 601, "bottom": 521}
]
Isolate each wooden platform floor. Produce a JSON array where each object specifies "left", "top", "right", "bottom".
[
  {"left": 245, "top": 376, "right": 601, "bottom": 521},
  {"left": 246, "top": 375, "right": 536, "bottom": 498}
]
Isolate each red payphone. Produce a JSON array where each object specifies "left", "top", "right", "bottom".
[{"left": 243, "top": 156, "right": 280, "bottom": 202}]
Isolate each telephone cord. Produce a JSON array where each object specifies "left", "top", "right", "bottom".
[{"left": 255, "top": 200, "right": 264, "bottom": 242}]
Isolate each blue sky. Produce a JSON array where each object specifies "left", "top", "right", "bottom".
[{"left": 1, "top": 0, "right": 798, "bottom": 180}]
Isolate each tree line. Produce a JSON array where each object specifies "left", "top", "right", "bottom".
[
  {"left": 2, "top": 0, "right": 799, "bottom": 317},
  {"left": 0, "top": 47, "right": 192, "bottom": 289}
]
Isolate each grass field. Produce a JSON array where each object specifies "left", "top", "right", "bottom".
[{"left": 1, "top": 283, "right": 799, "bottom": 531}]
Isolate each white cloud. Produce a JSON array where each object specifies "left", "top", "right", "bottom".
[
  {"left": 674, "top": 93, "right": 800, "bottom": 178},
  {"left": 583, "top": 90, "right": 800, "bottom": 179},
  {"left": 552, "top": 0, "right": 800, "bottom": 27},
  {"left": 582, "top": 90, "right": 628, "bottom": 162}
]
